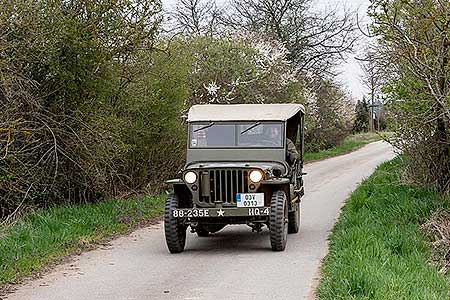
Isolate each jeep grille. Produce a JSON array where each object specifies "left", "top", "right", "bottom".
[{"left": 199, "top": 169, "right": 249, "bottom": 205}]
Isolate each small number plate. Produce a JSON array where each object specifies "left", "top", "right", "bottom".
[{"left": 236, "top": 193, "right": 264, "bottom": 207}]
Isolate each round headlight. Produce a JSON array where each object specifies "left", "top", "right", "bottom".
[
  {"left": 184, "top": 171, "right": 197, "bottom": 184},
  {"left": 249, "top": 170, "right": 263, "bottom": 183}
]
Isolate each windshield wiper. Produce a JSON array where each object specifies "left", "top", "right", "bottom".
[
  {"left": 240, "top": 122, "right": 261, "bottom": 135},
  {"left": 194, "top": 122, "right": 214, "bottom": 132}
]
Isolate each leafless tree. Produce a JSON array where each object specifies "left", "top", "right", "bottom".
[
  {"left": 227, "top": 0, "right": 357, "bottom": 77},
  {"left": 358, "top": 44, "right": 385, "bottom": 130},
  {"left": 170, "top": 0, "right": 223, "bottom": 35}
]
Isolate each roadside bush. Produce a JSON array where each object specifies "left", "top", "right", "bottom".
[
  {"left": 370, "top": 1, "right": 450, "bottom": 193},
  {"left": 0, "top": 0, "right": 162, "bottom": 216}
]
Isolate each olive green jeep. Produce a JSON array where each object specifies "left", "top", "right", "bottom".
[{"left": 164, "top": 104, "right": 305, "bottom": 253}]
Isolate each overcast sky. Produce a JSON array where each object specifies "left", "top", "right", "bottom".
[{"left": 162, "top": 0, "right": 372, "bottom": 100}]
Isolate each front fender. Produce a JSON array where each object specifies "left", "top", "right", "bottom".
[{"left": 164, "top": 179, "right": 186, "bottom": 194}]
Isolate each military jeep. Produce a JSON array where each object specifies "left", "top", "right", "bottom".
[{"left": 164, "top": 104, "right": 305, "bottom": 253}]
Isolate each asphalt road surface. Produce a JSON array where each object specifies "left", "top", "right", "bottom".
[{"left": 6, "top": 141, "right": 396, "bottom": 300}]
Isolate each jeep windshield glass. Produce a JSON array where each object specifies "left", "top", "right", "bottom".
[{"left": 190, "top": 122, "right": 283, "bottom": 148}]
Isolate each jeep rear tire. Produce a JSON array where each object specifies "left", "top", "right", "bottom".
[
  {"left": 164, "top": 194, "right": 187, "bottom": 253},
  {"left": 269, "top": 190, "right": 288, "bottom": 251},
  {"left": 288, "top": 201, "right": 300, "bottom": 234}
]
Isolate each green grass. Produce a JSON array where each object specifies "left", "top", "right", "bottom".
[
  {"left": 0, "top": 195, "right": 164, "bottom": 286},
  {"left": 304, "top": 132, "right": 387, "bottom": 162},
  {"left": 317, "top": 157, "right": 450, "bottom": 300}
]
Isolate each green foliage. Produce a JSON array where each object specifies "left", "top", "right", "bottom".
[
  {"left": 175, "top": 36, "right": 302, "bottom": 106},
  {"left": 0, "top": 0, "right": 163, "bottom": 214},
  {"left": 317, "top": 157, "right": 450, "bottom": 299}
]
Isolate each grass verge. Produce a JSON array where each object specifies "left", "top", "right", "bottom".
[
  {"left": 304, "top": 132, "right": 387, "bottom": 163},
  {"left": 0, "top": 195, "right": 164, "bottom": 287},
  {"left": 317, "top": 157, "right": 450, "bottom": 300}
]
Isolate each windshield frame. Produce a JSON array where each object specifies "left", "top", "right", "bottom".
[{"left": 188, "top": 121, "right": 285, "bottom": 149}]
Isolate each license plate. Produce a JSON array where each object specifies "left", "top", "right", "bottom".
[{"left": 236, "top": 193, "right": 264, "bottom": 207}]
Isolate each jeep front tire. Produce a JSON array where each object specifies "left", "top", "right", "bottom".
[
  {"left": 269, "top": 190, "right": 288, "bottom": 251},
  {"left": 164, "top": 194, "right": 187, "bottom": 253}
]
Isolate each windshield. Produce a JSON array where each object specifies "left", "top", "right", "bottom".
[{"left": 189, "top": 122, "right": 284, "bottom": 148}]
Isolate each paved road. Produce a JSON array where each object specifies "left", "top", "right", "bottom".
[{"left": 6, "top": 141, "right": 396, "bottom": 300}]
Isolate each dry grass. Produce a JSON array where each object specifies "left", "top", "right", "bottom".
[{"left": 422, "top": 208, "right": 450, "bottom": 274}]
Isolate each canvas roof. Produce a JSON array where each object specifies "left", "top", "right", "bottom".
[{"left": 187, "top": 104, "right": 305, "bottom": 122}]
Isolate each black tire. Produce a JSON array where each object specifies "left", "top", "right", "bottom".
[
  {"left": 196, "top": 226, "right": 209, "bottom": 237},
  {"left": 288, "top": 201, "right": 300, "bottom": 234},
  {"left": 269, "top": 190, "right": 288, "bottom": 251},
  {"left": 164, "top": 194, "right": 187, "bottom": 253}
]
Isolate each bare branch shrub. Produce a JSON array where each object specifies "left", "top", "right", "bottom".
[{"left": 0, "top": 0, "right": 162, "bottom": 217}]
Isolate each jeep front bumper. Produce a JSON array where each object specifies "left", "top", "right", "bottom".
[{"left": 172, "top": 207, "right": 270, "bottom": 218}]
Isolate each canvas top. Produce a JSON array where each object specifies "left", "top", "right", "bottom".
[{"left": 187, "top": 104, "right": 305, "bottom": 122}]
